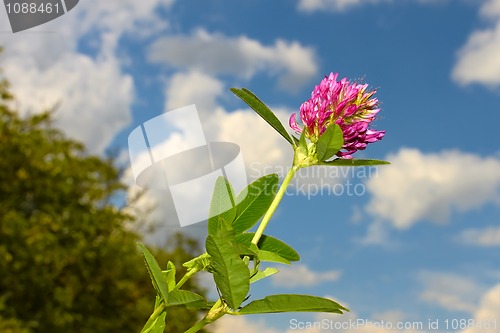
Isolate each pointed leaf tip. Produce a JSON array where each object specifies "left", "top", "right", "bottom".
[
  {"left": 138, "top": 243, "right": 169, "bottom": 304},
  {"left": 238, "top": 294, "right": 349, "bottom": 315},
  {"left": 230, "top": 88, "right": 294, "bottom": 146}
]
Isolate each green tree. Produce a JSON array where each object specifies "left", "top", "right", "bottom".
[{"left": 0, "top": 51, "right": 209, "bottom": 333}]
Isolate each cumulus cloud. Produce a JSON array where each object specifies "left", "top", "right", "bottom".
[
  {"left": 75, "top": 0, "right": 174, "bottom": 38},
  {"left": 461, "top": 284, "right": 500, "bottom": 333},
  {"left": 214, "top": 107, "right": 293, "bottom": 175},
  {"left": 418, "top": 272, "right": 485, "bottom": 313},
  {"left": 456, "top": 227, "right": 500, "bottom": 247},
  {"left": 162, "top": 70, "right": 293, "bottom": 173},
  {"left": 452, "top": 0, "right": 500, "bottom": 87},
  {"left": 215, "top": 316, "right": 279, "bottom": 333},
  {"left": 294, "top": 0, "right": 500, "bottom": 89},
  {"left": 148, "top": 28, "right": 318, "bottom": 90},
  {"left": 452, "top": 21, "right": 500, "bottom": 87},
  {"left": 0, "top": 0, "right": 174, "bottom": 153},
  {"left": 271, "top": 264, "right": 342, "bottom": 288},
  {"left": 480, "top": 0, "right": 500, "bottom": 19},
  {"left": 165, "top": 70, "right": 225, "bottom": 114},
  {"left": 365, "top": 148, "right": 500, "bottom": 229},
  {"left": 297, "top": 0, "right": 448, "bottom": 13},
  {"left": 2, "top": 51, "right": 133, "bottom": 153},
  {"left": 297, "top": 0, "right": 389, "bottom": 12}
]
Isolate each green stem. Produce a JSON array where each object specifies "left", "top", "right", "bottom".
[
  {"left": 184, "top": 317, "right": 210, "bottom": 333},
  {"left": 184, "top": 299, "right": 225, "bottom": 333},
  {"left": 173, "top": 267, "right": 199, "bottom": 291},
  {"left": 140, "top": 302, "right": 166, "bottom": 333},
  {"left": 251, "top": 165, "right": 299, "bottom": 245},
  {"left": 150, "top": 302, "right": 166, "bottom": 319}
]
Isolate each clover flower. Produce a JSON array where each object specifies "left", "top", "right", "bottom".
[{"left": 290, "top": 72, "right": 385, "bottom": 159}]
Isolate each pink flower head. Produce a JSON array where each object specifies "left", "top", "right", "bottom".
[{"left": 290, "top": 72, "right": 385, "bottom": 159}]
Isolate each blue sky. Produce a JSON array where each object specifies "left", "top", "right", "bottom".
[{"left": 1, "top": 0, "right": 499, "bottom": 332}]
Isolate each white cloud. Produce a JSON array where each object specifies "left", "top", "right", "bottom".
[
  {"left": 272, "top": 264, "right": 342, "bottom": 288},
  {"left": 297, "top": 0, "right": 389, "bottom": 12},
  {"left": 456, "top": 227, "right": 500, "bottom": 247},
  {"left": 461, "top": 284, "right": 500, "bottom": 333},
  {"left": 214, "top": 107, "right": 293, "bottom": 176},
  {"left": 294, "top": 0, "right": 500, "bottom": 89},
  {"left": 3, "top": 51, "right": 133, "bottom": 153},
  {"left": 215, "top": 316, "right": 279, "bottom": 333},
  {"left": 148, "top": 28, "right": 318, "bottom": 90},
  {"left": 297, "top": 0, "right": 448, "bottom": 13},
  {"left": 123, "top": 178, "right": 209, "bottom": 246},
  {"left": 418, "top": 272, "right": 485, "bottom": 313},
  {"left": 479, "top": 0, "right": 500, "bottom": 19},
  {"left": 0, "top": 0, "right": 175, "bottom": 153},
  {"left": 365, "top": 148, "right": 500, "bottom": 229},
  {"left": 371, "top": 310, "right": 408, "bottom": 325},
  {"left": 75, "top": 0, "right": 174, "bottom": 39},
  {"left": 452, "top": 0, "right": 500, "bottom": 87},
  {"left": 162, "top": 70, "right": 293, "bottom": 175},
  {"left": 452, "top": 21, "right": 500, "bottom": 87},
  {"left": 165, "top": 70, "right": 224, "bottom": 114}
]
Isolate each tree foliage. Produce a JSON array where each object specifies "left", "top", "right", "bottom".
[{"left": 0, "top": 52, "right": 209, "bottom": 333}]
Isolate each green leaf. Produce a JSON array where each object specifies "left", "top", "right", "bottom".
[
  {"left": 148, "top": 313, "right": 166, "bottom": 333},
  {"left": 206, "top": 235, "right": 250, "bottom": 310},
  {"left": 163, "top": 261, "right": 176, "bottom": 291},
  {"left": 187, "top": 301, "right": 217, "bottom": 310},
  {"left": 245, "top": 243, "right": 289, "bottom": 265},
  {"left": 235, "top": 233, "right": 300, "bottom": 262},
  {"left": 208, "top": 177, "right": 237, "bottom": 237},
  {"left": 233, "top": 174, "right": 279, "bottom": 234},
  {"left": 320, "top": 159, "right": 390, "bottom": 166},
  {"left": 138, "top": 243, "right": 169, "bottom": 303},
  {"left": 140, "top": 296, "right": 166, "bottom": 333},
  {"left": 230, "top": 88, "right": 294, "bottom": 146},
  {"left": 297, "top": 128, "right": 308, "bottom": 156},
  {"left": 294, "top": 129, "right": 309, "bottom": 167},
  {"left": 167, "top": 290, "right": 206, "bottom": 307},
  {"left": 183, "top": 252, "right": 212, "bottom": 272},
  {"left": 250, "top": 267, "right": 279, "bottom": 284},
  {"left": 256, "top": 249, "right": 291, "bottom": 265},
  {"left": 235, "top": 243, "right": 257, "bottom": 257},
  {"left": 316, "top": 124, "right": 344, "bottom": 161},
  {"left": 238, "top": 294, "right": 349, "bottom": 315}
]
